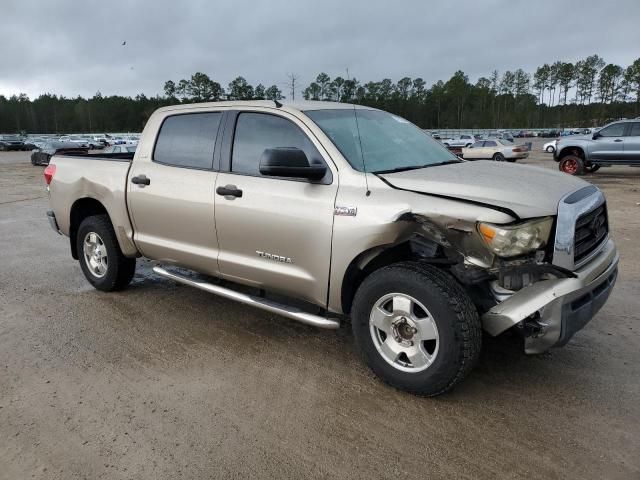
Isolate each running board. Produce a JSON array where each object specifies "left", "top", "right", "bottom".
[{"left": 152, "top": 266, "right": 340, "bottom": 330}]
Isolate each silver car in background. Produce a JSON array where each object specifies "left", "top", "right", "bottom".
[{"left": 461, "top": 139, "right": 529, "bottom": 162}]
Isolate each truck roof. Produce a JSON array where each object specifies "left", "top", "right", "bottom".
[{"left": 154, "top": 100, "right": 375, "bottom": 114}]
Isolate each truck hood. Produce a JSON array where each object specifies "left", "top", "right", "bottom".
[{"left": 379, "top": 160, "right": 588, "bottom": 219}]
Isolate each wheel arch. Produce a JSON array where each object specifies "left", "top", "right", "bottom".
[
  {"left": 558, "top": 145, "right": 585, "bottom": 160},
  {"left": 340, "top": 236, "right": 449, "bottom": 315},
  {"left": 69, "top": 197, "right": 111, "bottom": 259}
]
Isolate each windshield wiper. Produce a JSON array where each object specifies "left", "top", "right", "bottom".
[
  {"left": 374, "top": 160, "right": 461, "bottom": 174},
  {"left": 373, "top": 165, "right": 427, "bottom": 174}
]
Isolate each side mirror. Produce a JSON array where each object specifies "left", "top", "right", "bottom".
[
  {"left": 592, "top": 132, "right": 600, "bottom": 140},
  {"left": 259, "top": 148, "right": 327, "bottom": 180}
]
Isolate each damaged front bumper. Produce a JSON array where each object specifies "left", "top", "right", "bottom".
[{"left": 481, "top": 239, "right": 618, "bottom": 354}]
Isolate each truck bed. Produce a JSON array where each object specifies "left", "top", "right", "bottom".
[{"left": 48, "top": 152, "right": 139, "bottom": 257}]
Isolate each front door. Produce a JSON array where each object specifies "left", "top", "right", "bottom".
[
  {"left": 590, "top": 122, "right": 626, "bottom": 162},
  {"left": 214, "top": 110, "right": 338, "bottom": 307},
  {"left": 127, "top": 111, "right": 223, "bottom": 276}
]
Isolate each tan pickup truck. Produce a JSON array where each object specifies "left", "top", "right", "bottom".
[{"left": 44, "top": 101, "right": 618, "bottom": 396}]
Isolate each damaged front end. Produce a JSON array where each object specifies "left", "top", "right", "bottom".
[{"left": 398, "top": 187, "right": 618, "bottom": 354}]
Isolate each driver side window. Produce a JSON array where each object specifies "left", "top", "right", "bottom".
[
  {"left": 232, "top": 113, "right": 322, "bottom": 177},
  {"left": 599, "top": 123, "right": 625, "bottom": 137}
]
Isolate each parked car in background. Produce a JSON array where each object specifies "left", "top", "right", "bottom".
[
  {"left": 0, "top": 135, "right": 27, "bottom": 151},
  {"left": 543, "top": 139, "right": 558, "bottom": 153},
  {"left": 58, "top": 136, "right": 90, "bottom": 148},
  {"left": 461, "top": 139, "right": 529, "bottom": 162},
  {"left": 103, "top": 145, "right": 137, "bottom": 154},
  {"left": 482, "top": 132, "right": 514, "bottom": 142},
  {"left": 92, "top": 136, "right": 110, "bottom": 146},
  {"left": 555, "top": 119, "right": 640, "bottom": 175},
  {"left": 31, "top": 141, "right": 89, "bottom": 166},
  {"left": 56, "top": 136, "right": 103, "bottom": 149},
  {"left": 442, "top": 134, "right": 475, "bottom": 148}
]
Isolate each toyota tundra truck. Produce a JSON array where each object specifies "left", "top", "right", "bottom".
[{"left": 44, "top": 101, "right": 618, "bottom": 396}]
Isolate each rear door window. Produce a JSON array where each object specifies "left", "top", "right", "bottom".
[
  {"left": 628, "top": 122, "right": 640, "bottom": 137},
  {"left": 154, "top": 112, "right": 222, "bottom": 169}
]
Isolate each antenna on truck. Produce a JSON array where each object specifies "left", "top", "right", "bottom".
[{"left": 274, "top": 100, "right": 283, "bottom": 108}]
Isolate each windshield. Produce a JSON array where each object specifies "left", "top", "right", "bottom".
[{"left": 305, "top": 108, "right": 460, "bottom": 173}]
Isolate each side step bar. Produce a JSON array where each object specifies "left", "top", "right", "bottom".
[{"left": 152, "top": 266, "right": 340, "bottom": 330}]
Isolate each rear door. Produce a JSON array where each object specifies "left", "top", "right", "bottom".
[
  {"left": 590, "top": 122, "right": 626, "bottom": 162},
  {"left": 214, "top": 109, "right": 338, "bottom": 306},
  {"left": 482, "top": 140, "right": 498, "bottom": 158},
  {"left": 465, "top": 141, "right": 485, "bottom": 158},
  {"left": 623, "top": 122, "right": 640, "bottom": 162},
  {"left": 127, "top": 111, "right": 223, "bottom": 276}
]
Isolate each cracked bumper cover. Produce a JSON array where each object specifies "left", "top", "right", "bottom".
[{"left": 481, "top": 239, "right": 618, "bottom": 354}]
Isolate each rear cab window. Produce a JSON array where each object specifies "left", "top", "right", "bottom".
[{"left": 153, "top": 112, "right": 222, "bottom": 169}]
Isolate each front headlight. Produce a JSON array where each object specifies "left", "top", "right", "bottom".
[{"left": 478, "top": 217, "right": 553, "bottom": 257}]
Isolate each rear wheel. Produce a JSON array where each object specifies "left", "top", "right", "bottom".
[
  {"left": 76, "top": 214, "right": 136, "bottom": 291},
  {"left": 559, "top": 155, "right": 584, "bottom": 175},
  {"left": 584, "top": 163, "right": 601, "bottom": 174},
  {"left": 351, "top": 262, "right": 481, "bottom": 396},
  {"left": 492, "top": 152, "right": 505, "bottom": 162}
]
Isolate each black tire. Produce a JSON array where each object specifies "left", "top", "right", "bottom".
[
  {"left": 351, "top": 262, "right": 482, "bottom": 396},
  {"left": 584, "top": 163, "right": 601, "bottom": 174},
  {"left": 546, "top": 146, "right": 555, "bottom": 153},
  {"left": 559, "top": 155, "right": 584, "bottom": 175},
  {"left": 76, "top": 214, "right": 136, "bottom": 291},
  {"left": 443, "top": 143, "right": 450, "bottom": 147},
  {"left": 493, "top": 152, "right": 505, "bottom": 162},
  {"left": 506, "top": 158, "right": 517, "bottom": 163}
]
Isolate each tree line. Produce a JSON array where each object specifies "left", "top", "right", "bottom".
[{"left": 1, "top": 54, "right": 639, "bottom": 134}]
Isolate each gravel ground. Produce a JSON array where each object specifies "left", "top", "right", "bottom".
[{"left": 1, "top": 142, "right": 639, "bottom": 479}]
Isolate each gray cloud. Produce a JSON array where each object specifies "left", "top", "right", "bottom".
[{"left": 1, "top": 0, "right": 639, "bottom": 98}]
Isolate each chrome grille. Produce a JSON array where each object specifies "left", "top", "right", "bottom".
[
  {"left": 574, "top": 203, "right": 608, "bottom": 263},
  {"left": 553, "top": 186, "right": 606, "bottom": 271}
]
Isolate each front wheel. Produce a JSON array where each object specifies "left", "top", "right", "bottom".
[
  {"left": 351, "top": 262, "right": 481, "bottom": 396},
  {"left": 76, "top": 214, "right": 136, "bottom": 291},
  {"left": 559, "top": 155, "right": 584, "bottom": 175},
  {"left": 546, "top": 146, "right": 555, "bottom": 153}
]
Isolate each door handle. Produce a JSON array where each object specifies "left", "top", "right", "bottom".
[
  {"left": 131, "top": 175, "right": 151, "bottom": 186},
  {"left": 614, "top": 139, "right": 623, "bottom": 142},
  {"left": 216, "top": 185, "right": 243, "bottom": 198}
]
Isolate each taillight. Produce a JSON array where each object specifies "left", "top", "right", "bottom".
[
  {"left": 44, "top": 164, "right": 56, "bottom": 185},
  {"left": 512, "top": 148, "right": 523, "bottom": 153}
]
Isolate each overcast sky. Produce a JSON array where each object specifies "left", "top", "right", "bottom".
[{"left": 1, "top": 0, "right": 639, "bottom": 99}]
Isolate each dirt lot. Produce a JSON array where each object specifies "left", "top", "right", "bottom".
[{"left": 1, "top": 142, "right": 639, "bottom": 479}]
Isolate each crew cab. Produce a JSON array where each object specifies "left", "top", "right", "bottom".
[
  {"left": 45, "top": 101, "right": 618, "bottom": 396},
  {"left": 555, "top": 119, "right": 640, "bottom": 175}
]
